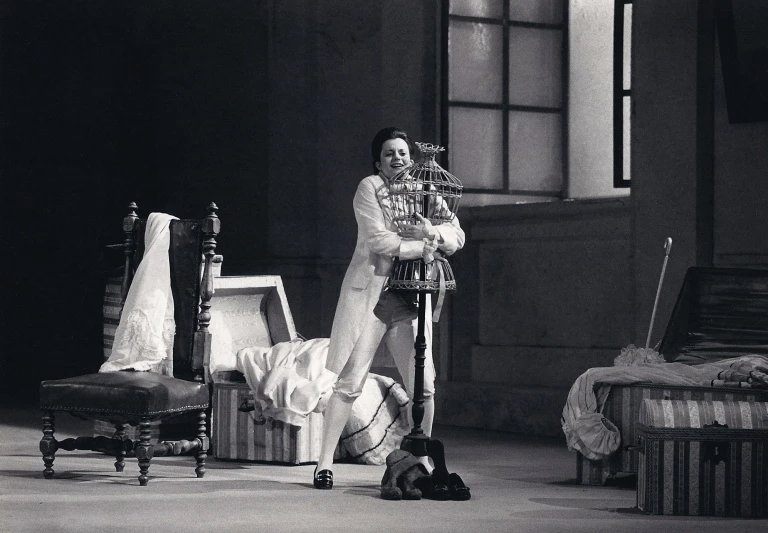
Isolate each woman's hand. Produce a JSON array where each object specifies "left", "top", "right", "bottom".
[
  {"left": 398, "top": 213, "right": 438, "bottom": 241},
  {"left": 422, "top": 238, "right": 438, "bottom": 264}
]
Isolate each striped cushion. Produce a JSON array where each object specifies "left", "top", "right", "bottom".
[
  {"left": 339, "top": 374, "right": 410, "bottom": 465},
  {"left": 639, "top": 399, "right": 768, "bottom": 429}
]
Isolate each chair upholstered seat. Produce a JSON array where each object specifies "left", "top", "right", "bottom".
[{"left": 40, "top": 372, "right": 209, "bottom": 421}]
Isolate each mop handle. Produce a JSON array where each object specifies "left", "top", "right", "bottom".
[{"left": 646, "top": 237, "right": 673, "bottom": 348}]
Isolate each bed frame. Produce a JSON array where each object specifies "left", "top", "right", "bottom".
[{"left": 576, "top": 266, "right": 768, "bottom": 485}]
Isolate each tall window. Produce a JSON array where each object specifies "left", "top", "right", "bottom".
[
  {"left": 443, "top": 0, "right": 567, "bottom": 202},
  {"left": 614, "top": 0, "right": 632, "bottom": 188}
]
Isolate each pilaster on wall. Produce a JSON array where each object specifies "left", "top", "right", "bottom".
[
  {"left": 266, "top": 1, "right": 440, "bottom": 339},
  {"left": 440, "top": 198, "right": 633, "bottom": 436},
  {"left": 710, "top": 2, "right": 768, "bottom": 267},
  {"left": 631, "top": 0, "right": 713, "bottom": 345}
]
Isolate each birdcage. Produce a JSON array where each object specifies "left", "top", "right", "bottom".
[{"left": 387, "top": 142, "right": 463, "bottom": 293}]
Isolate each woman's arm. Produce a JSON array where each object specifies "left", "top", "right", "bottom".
[
  {"left": 405, "top": 212, "right": 464, "bottom": 255},
  {"left": 353, "top": 178, "right": 425, "bottom": 260}
]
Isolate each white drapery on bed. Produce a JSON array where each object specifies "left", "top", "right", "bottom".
[{"left": 100, "top": 213, "right": 178, "bottom": 374}]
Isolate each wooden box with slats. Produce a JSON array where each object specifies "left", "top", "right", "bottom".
[
  {"left": 212, "top": 380, "right": 322, "bottom": 464},
  {"left": 636, "top": 399, "right": 768, "bottom": 517}
]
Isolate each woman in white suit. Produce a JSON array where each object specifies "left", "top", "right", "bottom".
[{"left": 313, "top": 127, "right": 465, "bottom": 489}]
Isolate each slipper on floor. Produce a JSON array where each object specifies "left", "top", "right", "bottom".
[
  {"left": 414, "top": 475, "right": 451, "bottom": 501},
  {"left": 449, "top": 473, "right": 471, "bottom": 501}
]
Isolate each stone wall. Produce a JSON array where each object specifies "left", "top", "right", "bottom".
[{"left": 438, "top": 198, "right": 633, "bottom": 436}]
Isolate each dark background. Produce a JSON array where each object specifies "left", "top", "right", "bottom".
[{"left": 1, "top": 1, "right": 270, "bottom": 402}]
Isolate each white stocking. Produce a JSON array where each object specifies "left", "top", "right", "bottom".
[{"left": 316, "top": 392, "right": 353, "bottom": 472}]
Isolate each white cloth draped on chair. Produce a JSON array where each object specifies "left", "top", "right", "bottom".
[{"left": 100, "top": 212, "right": 178, "bottom": 373}]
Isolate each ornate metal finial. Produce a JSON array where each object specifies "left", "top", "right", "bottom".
[
  {"left": 207, "top": 202, "right": 218, "bottom": 217},
  {"left": 415, "top": 142, "right": 445, "bottom": 167},
  {"left": 415, "top": 142, "right": 445, "bottom": 161}
]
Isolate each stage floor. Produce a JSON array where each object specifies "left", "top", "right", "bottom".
[{"left": 1, "top": 405, "right": 765, "bottom": 532}]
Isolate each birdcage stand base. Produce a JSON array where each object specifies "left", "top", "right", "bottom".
[{"left": 400, "top": 433, "right": 431, "bottom": 457}]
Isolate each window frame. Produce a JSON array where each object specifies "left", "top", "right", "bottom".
[
  {"left": 613, "top": 0, "right": 632, "bottom": 188},
  {"left": 440, "top": 0, "right": 569, "bottom": 198}
]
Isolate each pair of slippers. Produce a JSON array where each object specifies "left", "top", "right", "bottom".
[{"left": 380, "top": 450, "right": 471, "bottom": 501}]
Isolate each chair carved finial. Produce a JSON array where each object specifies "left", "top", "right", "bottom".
[
  {"left": 121, "top": 202, "right": 140, "bottom": 304},
  {"left": 199, "top": 204, "right": 220, "bottom": 320},
  {"left": 195, "top": 203, "right": 220, "bottom": 381}
]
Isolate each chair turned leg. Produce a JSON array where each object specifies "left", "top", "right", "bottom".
[
  {"left": 40, "top": 412, "right": 56, "bottom": 479},
  {"left": 195, "top": 410, "right": 208, "bottom": 479},
  {"left": 113, "top": 423, "right": 127, "bottom": 472},
  {"left": 135, "top": 419, "right": 154, "bottom": 486}
]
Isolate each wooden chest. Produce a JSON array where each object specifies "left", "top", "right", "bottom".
[
  {"left": 205, "top": 275, "right": 326, "bottom": 464},
  {"left": 212, "top": 380, "right": 322, "bottom": 464},
  {"left": 636, "top": 398, "right": 768, "bottom": 517}
]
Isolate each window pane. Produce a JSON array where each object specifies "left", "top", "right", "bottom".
[
  {"left": 509, "top": 27, "right": 562, "bottom": 107},
  {"left": 449, "top": 107, "right": 503, "bottom": 189},
  {"left": 623, "top": 3, "right": 632, "bottom": 91},
  {"left": 449, "top": 21, "right": 503, "bottom": 103},
  {"left": 623, "top": 96, "right": 631, "bottom": 181},
  {"left": 508, "top": 111, "right": 562, "bottom": 191},
  {"left": 450, "top": 0, "right": 503, "bottom": 18},
  {"left": 509, "top": 0, "right": 563, "bottom": 24}
]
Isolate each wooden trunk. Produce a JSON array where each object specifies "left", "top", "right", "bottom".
[
  {"left": 636, "top": 398, "right": 768, "bottom": 517},
  {"left": 211, "top": 380, "right": 323, "bottom": 464}
]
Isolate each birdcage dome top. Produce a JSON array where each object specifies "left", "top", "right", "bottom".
[{"left": 387, "top": 142, "right": 463, "bottom": 231}]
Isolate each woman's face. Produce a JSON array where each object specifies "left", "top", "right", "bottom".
[{"left": 376, "top": 138, "right": 412, "bottom": 178}]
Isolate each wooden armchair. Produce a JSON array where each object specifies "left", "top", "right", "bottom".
[{"left": 39, "top": 202, "right": 220, "bottom": 486}]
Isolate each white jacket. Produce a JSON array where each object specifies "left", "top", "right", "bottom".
[{"left": 325, "top": 174, "right": 465, "bottom": 376}]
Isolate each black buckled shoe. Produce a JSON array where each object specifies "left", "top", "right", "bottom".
[{"left": 313, "top": 468, "right": 333, "bottom": 490}]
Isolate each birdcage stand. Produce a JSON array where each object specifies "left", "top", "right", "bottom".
[
  {"left": 398, "top": 287, "right": 454, "bottom": 489},
  {"left": 400, "top": 290, "right": 432, "bottom": 457}
]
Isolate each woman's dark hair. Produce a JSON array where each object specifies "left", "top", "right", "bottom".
[{"left": 370, "top": 127, "right": 415, "bottom": 174}]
